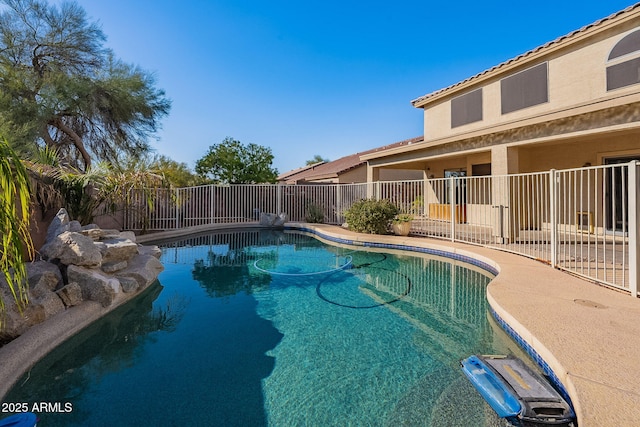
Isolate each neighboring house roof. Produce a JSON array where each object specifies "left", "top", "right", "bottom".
[
  {"left": 277, "top": 161, "right": 326, "bottom": 181},
  {"left": 411, "top": 2, "right": 640, "bottom": 107},
  {"left": 279, "top": 136, "right": 423, "bottom": 183}
]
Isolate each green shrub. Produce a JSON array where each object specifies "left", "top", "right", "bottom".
[{"left": 343, "top": 199, "right": 399, "bottom": 234}]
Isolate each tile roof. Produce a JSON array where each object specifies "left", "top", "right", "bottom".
[
  {"left": 277, "top": 162, "right": 327, "bottom": 181},
  {"left": 279, "top": 136, "right": 423, "bottom": 183},
  {"left": 411, "top": 2, "right": 640, "bottom": 106}
]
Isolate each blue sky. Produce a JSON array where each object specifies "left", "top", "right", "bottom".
[{"left": 76, "top": 0, "right": 636, "bottom": 174}]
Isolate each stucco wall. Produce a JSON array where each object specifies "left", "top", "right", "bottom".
[
  {"left": 518, "top": 133, "right": 640, "bottom": 172},
  {"left": 331, "top": 166, "right": 423, "bottom": 183},
  {"left": 423, "top": 21, "right": 640, "bottom": 142}
]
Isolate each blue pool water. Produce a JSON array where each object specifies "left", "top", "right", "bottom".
[{"left": 4, "top": 230, "right": 515, "bottom": 426}]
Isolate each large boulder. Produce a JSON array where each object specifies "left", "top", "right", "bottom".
[
  {"left": 119, "top": 231, "right": 137, "bottom": 243},
  {"left": 44, "top": 208, "right": 71, "bottom": 244},
  {"left": 0, "top": 279, "right": 29, "bottom": 341},
  {"left": 56, "top": 282, "right": 83, "bottom": 307},
  {"left": 259, "top": 212, "right": 288, "bottom": 227},
  {"left": 67, "top": 265, "right": 120, "bottom": 307},
  {"left": 138, "top": 245, "right": 162, "bottom": 259},
  {"left": 79, "top": 226, "right": 104, "bottom": 241},
  {"left": 0, "top": 277, "right": 55, "bottom": 341},
  {"left": 116, "top": 254, "right": 164, "bottom": 290},
  {"left": 101, "top": 260, "right": 128, "bottom": 274},
  {"left": 95, "top": 238, "right": 139, "bottom": 263},
  {"left": 40, "top": 231, "right": 103, "bottom": 268},
  {"left": 118, "top": 276, "right": 140, "bottom": 293},
  {"left": 27, "top": 261, "right": 63, "bottom": 293},
  {"left": 30, "top": 290, "right": 65, "bottom": 319}
]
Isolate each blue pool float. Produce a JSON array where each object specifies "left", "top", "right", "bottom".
[
  {"left": 0, "top": 412, "right": 37, "bottom": 427},
  {"left": 461, "top": 354, "right": 575, "bottom": 425},
  {"left": 461, "top": 355, "right": 522, "bottom": 418}
]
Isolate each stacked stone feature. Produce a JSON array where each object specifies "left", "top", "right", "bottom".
[{"left": 0, "top": 208, "right": 164, "bottom": 343}]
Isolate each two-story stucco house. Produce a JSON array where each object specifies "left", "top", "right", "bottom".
[{"left": 362, "top": 3, "right": 640, "bottom": 240}]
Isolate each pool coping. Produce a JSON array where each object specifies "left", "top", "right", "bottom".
[{"left": 3, "top": 222, "right": 640, "bottom": 425}]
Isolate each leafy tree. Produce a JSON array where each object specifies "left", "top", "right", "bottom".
[
  {"left": 306, "top": 155, "right": 329, "bottom": 165},
  {"left": 151, "top": 155, "right": 201, "bottom": 188},
  {"left": 0, "top": 137, "right": 33, "bottom": 317},
  {"left": 195, "top": 137, "right": 278, "bottom": 184},
  {"left": 0, "top": 0, "right": 171, "bottom": 171}
]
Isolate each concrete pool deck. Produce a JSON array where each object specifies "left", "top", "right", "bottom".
[{"left": 1, "top": 222, "right": 639, "bottom": 425}]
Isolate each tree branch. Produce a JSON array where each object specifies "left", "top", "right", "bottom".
[
  {"left": 49, "top": 118, "right": 92, "bottom": 170},
  {"left": 40, "top": 123, "right": 56, "bottom": 147}
]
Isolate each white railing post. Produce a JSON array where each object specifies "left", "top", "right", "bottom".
[
  {"left": 174, "top": 188, "right": 180, "bottom": 230},
  {"left": 449, "top": 176, "right": 455, "bottom": 242},
  {"left": 549, "top": 169, "right": 558, "bottom": 268},
  {"left": 336, "top": 184, "right": 342, "bottom": 224},
  {"left": 277, "top": 184, "right": 283, "bottom": 215},
  {"left": 209, "top": 184, "right": 214, "bottom": 225},
  {"left": 628, "top": 161, "right": 639, "bottom": 296}
]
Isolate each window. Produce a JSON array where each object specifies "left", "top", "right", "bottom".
[
  {"left": 451, "top": 88, "right": 483, "bottom": 128},
  {"left": 607, "top": 58, "right": 640, "bottom": 90},
  {"left": 470, "top": 164, "right": 491, "bottom": 205},
  {"left": 500, "top": 63, "right": 548, "bottom": 114},
  {"left": 607, "top": 29, "right": 640, "bottom": 91},
  {"left": 471, "top": 163, "right": 491, "bottom": 176},
  {"left": 608, "top": 29, "right": 640, "bottom": 60}
]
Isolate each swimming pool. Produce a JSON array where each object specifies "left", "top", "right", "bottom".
[{"left": 4, "top": 230, "right": 516, "bottom": 426}]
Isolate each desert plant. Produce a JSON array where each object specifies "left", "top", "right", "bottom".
[
  {"left": 392, "top": 213, "right": 414, "bottom": 223},
  {"left": 305, "top": 203, "right": 325, "bottom": 223},
  {"left": 0, "top": 137, "right": 34, "bottom": 316},
  {"left": 343, "top": 199, "right": 399, "bottom": 234},
  {"left": 27, "top": 148, "right": 170, "bottom": 227},
  {"left": 410, "top": 195, "right": 424, "bottom": 215}
]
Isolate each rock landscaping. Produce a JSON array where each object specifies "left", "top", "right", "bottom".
[
  {"left": 259, "top": 212, "right": 288, "bottom": 227},
  {"left": 0, "top": 208, "right": 164, "bottom": 344}
]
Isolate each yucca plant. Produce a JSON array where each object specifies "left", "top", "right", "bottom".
[
  {"left": 98, "top": 155, "right": 171, "bottom": 231},
  {"left": 0, "top": 138, "right": 34, "bottom": 317}
]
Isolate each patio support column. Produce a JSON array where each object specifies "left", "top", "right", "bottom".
[
  {"left": 491, "top": 145, "right": 519, "bottom": 243},
  {"left": 367, "top": 164, "right": 379, "bottom": 198},
  {"left": 422, "top": 170, "right": 430, "bottom": 217},
  {"left": 628, "top": 161, "right": 639, "bottom": 297}
]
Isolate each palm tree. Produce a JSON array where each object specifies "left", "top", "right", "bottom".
[{"left": 0, "top": 137, "right": 33, "bottom": 316}]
